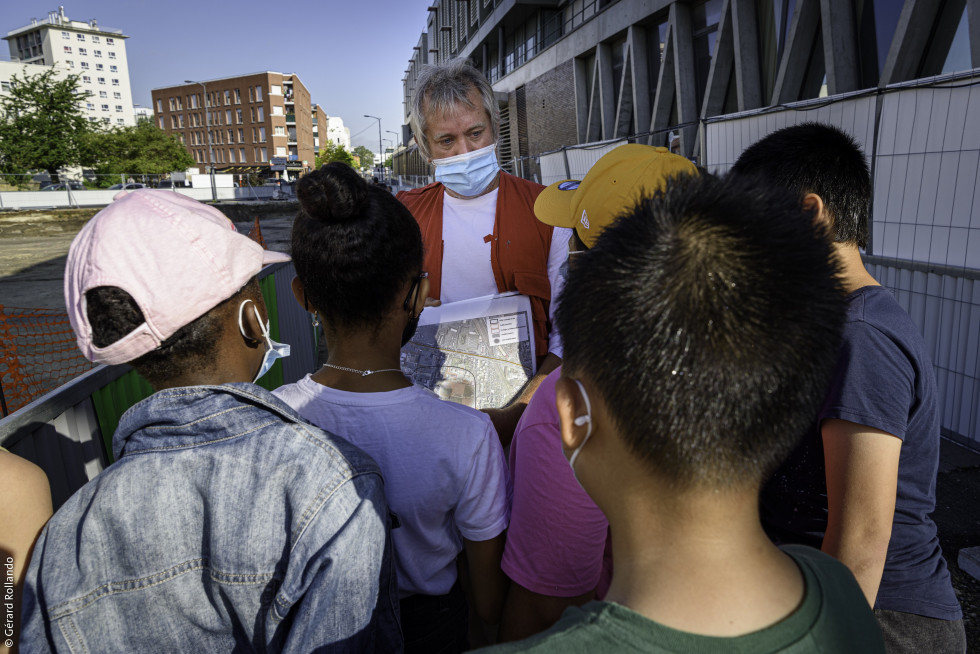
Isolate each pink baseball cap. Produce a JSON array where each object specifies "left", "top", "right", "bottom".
[{"left": 65, "top": 190, "right": 290, "bottom": 365}]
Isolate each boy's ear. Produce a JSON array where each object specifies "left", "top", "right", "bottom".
[
  {"left": 237, "top": 298, "right": 265, "bottom": 346},
  {"left": 802, "top": 193, "right": 830, "bottom": 229},
  {"left": 555, "top": 376, "right": 589, "bottom": 455}
]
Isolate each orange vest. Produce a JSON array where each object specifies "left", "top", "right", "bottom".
[{"left": 397, "top": 172, "right": 555, "bottom": 364}]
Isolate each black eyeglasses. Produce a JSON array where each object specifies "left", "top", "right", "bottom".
[{"left": 403, "top": 272, "right": 428, "bottom": 311}]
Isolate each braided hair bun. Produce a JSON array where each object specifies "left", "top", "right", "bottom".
[{"left": 297, "top": 162, "right": 368, "bottom": 225}]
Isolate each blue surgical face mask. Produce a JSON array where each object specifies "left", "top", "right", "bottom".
[
  {"left": 432, "top": 142, "right": 500, "bottom": 197},
  {"left": 567, "top": 378, "right": 594, "bottom": 475},
  {"left": 238, "top": 300, "right": 291, "bottom": 383}
]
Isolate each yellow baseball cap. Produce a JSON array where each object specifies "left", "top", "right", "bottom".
[{"left": 534, "top": 144, "right": 697, "bottom": 249}]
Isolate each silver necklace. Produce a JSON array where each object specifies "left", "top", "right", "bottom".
[{"left": 323, "top": 363, "right": 404, "bottom": 377}]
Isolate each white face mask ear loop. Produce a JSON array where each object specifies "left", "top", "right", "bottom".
[{"left": 569, "top": 379, "right": 593, "bottom": 470}]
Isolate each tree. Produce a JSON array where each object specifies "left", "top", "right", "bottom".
[
  {"left": 316, "top": 142, "right": 355, "bottom": 168},
  {"left": 0, "top": 69, "right": 94, "bottom": 181},
  {"left": 85, "top": 120, "right": 194, "bottom": 184},
  {"left": 352, "top": 145, "right": 375, "bottom": 170}
]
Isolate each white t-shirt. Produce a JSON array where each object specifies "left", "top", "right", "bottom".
[
  {"left": 273, "top": 377, "right": 510, "bottom": 598},
  {"left": 440, "top": 188, "right": 571, "bottom": 358}
]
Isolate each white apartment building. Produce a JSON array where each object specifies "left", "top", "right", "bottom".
[
  {"left": 3, "top": 7, "right": 136, "bottom": 128},
  {"left": 323, "top": 115, "right": 351, "bottom": 151}
]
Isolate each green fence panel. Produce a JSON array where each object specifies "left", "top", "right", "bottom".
[{"left": 91, "top": 368, "right": 154, "bottom": 464}]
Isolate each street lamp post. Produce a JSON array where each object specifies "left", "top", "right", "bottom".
[
  {"left": 364, "top": 114, "right": 384, "bottom": 183},
  {"left": 386, "top": 130, "right": 400, "bottom": 148},
  {"left": 186, "top": 79, "right": 217, "bottom": 201}
]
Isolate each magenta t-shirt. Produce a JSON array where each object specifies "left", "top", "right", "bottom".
[{"left": 501, "top": 367, "right": 612, "bottom": 598}]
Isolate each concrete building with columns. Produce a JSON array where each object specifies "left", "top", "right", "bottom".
[{"left": 396, "top": 0, "right": 978, "bottom": 179}]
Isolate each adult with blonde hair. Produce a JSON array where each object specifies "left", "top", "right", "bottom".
[{"left": 397, "top": 58, "right": 571, "bottom": 444}]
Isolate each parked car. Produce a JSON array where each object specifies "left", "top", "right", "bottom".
[
  {"left": 107, "top": 182, "right": 146, "bottom": 190},
  {"left": 41, "top": 181, "right": 85, "bottom": 191}
]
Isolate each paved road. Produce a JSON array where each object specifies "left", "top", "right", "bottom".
[{"left": 0, "top": 211, "right": 293, "bottom": 310}]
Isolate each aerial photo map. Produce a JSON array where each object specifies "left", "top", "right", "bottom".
[{"left": 400, "top": 293, "right": 536, "bottom": 409}]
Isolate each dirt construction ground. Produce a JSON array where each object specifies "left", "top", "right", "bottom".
[{"left": 1, "top": 206, "right": 979, "bottom": 649}]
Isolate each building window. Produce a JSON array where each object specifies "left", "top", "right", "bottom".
[
  {"left": 78, "top": 47, "right": 87, "bottom": 55},
  {"left": 270, "top": 85, "right": 281, "bottom": 95},
  {"left": 259, "top": 127, "right": 266, "bottom": 142},
  {"left": 234, "top": 88, "right": 241, "bottom": 104},
  {"left": 224, "top": 90, "right": 231, "bottom": 105},
  {"left": 83, "top": 75, "right": 91, "bottom": 83},
  {"left": 106, "top": 38, "right": 114, "bottom": 45},
  {"left": 238, "top": 128, "right": 244, "bottom": 142},
  {"left": 108, "top": 51, "right": 116, "bottom": 59},
  {"left": 272, "top": 105, "right": 283, "bottom": 116},
  {"left": 115, "top": 105, "right": 123, "bottom": 112},
  {"left": 66, "top": 60, "right": 74, "bottom": 67},
  {"left": 240, "top": 147, "right": 246, "bottom": 162},
  {"left": 159, "top": 116, "right": 164, "bottom": 128},
  {"left": 95, "top": 63, "right": 103, "bottom": 71},
  {"left": 114, "top": 92, "right": 121, "bottom": 99},
  {"left": 172, "top": 115, "right": 178, "bottom": 129},
  {"left": 112, "top": 78, "right": 119, "bottom": 86},
  {"left": 99, "top": 90, "right": 107, "bottom": 98},
  {"left": 225, "top": 109, "right": 232, "bottom": 124},
  {"left": 248, "top": 87, "right": 254, "bottom": 102},
  {"left": 76, "top": 34, "right": 85, "bottom": 41},
  {"left": 101, "top": 104, "right": 109, "bottom": 111},
  {"left": 257, "top": 107, "right": 264, "bottom": 121},
  {"left": 110, "top": 65, "right": 117, "bottom": 72},
  {"left": 86, "top": 102, "right": 95, "bottom": 110},
  {"left": 260, "top": 147, "right": 267, "bottom": 161},
  {"left": 94, "top": 50, "right": 102, "bottom": 57},
  {"left": 64, "top": 46, "right": 72, "bottom": 54},
  {"left": 229, "top": 148, "right": 236, "bottom": 163},
  {"left": 228, "top": 128, "right": 234, "bottom": 143},
  {"left": 62, "top": 31, "right": 70, "bottom": 39},
  {"left": 117, "top": 118, "right": 124, "bottom": 125},
  {"left": 276, "top": 146, "right": 287, "bottom": 156},
  {"left": 81, "top": 61, "right": 89, "bottom": 69},
  {"left": 98, "top": 77, "right": 106, "bottom": 85},
  {"left": 236, "top": 108, "right": 243, "bottom": 124},
  {"left": 274, "top": 125, "right": 285, "bottom": 135},
  {"left": 92, "top": 35, "right": 100, "bottom": 43},
  {"left": 169, "top": 97, "right": 176, "bottom": 111},
  {"left": 1, "top": 82, "right": 9, "bottom": 92},
  {"left": 178, "top": 114, "right": 185, "bottom": 127},
  {"left": 89, "top": 116, "right": 98, "bottom": 123},
  {"left": 255, "top": 85, "right": 263, "bottom": 101},
  {"left": 102, "top": 117, "right": 110, "bottom": 124}
]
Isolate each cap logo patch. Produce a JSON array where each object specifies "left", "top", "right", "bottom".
[
  {"left": 580, "top": 210, "right": 590, "bottom": 230},
  {"left": 558, "top": 181, "right": 581, "bottom": 191}
]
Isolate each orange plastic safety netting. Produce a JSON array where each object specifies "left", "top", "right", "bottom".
[{"left": 0, "top": 305, "right": 96, "bottom": 416}]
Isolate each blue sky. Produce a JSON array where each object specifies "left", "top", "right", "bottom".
[{"left": 1, "top": 1, "right": 432, "bottom": 152}]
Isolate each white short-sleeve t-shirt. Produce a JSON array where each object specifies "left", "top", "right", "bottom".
[
  {"left": 273, "top": 377, "right": 510, "bottom": 598},
  {"left": 440, "top": 188, "right": 571, "bottom": 357}
]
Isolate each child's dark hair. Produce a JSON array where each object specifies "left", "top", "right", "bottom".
[
  {"left": 729, "top": 122, "right": 871, "bottom": 248},
  {"left": 556, "top": 173, "right": 846, "bottom": 489},
  {"left": 292, "top": 163, "right": 423, "bottom": 330},
  {"left": 85, "top": 279, "right": 260, "bottom": 388}
]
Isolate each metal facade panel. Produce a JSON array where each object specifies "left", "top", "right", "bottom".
[{"left": 273, "top": 261, "right": 318, "bottom": 385}]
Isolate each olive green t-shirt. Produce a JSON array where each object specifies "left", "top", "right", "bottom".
[{"left": 479, "top": 545, "right": 883, "bottom": 653}]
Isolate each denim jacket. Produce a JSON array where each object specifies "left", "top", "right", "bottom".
[{"left": 20, "top": 383, "right": 402, "bottom": 653}]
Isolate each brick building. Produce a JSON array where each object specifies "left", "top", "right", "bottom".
[{"left": 151, "top": 72, "right": 314, "bottom": 177}]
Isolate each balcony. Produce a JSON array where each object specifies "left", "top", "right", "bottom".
[{"left": 285, "top": 113, "right": 295, "bottom": 124}]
